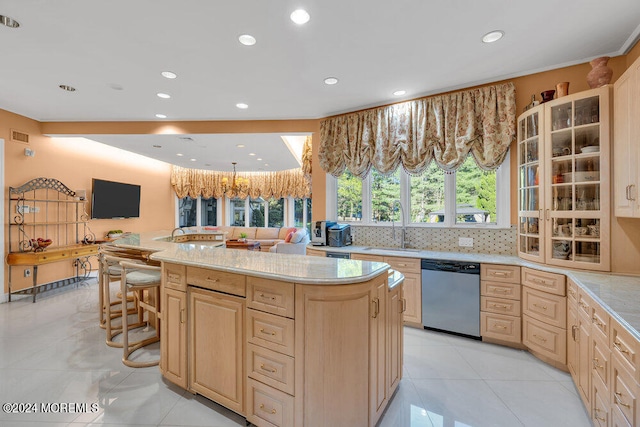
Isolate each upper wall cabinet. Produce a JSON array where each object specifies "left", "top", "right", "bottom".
[
  {"left": 518, "top": 86, "right": 611, "bottom": 271},
  {"left": 613, "top": 55, "right": 640, "bottom": 218}
]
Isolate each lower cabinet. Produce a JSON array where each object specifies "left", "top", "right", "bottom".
[
  {"left": 160, "top": 287, "right": 188, "bottom": 388},
  {"left": 480, "top": 264, "right": 522, "bottom": 346},
  {"left": 387, "top": 283, "right": 403, "bottom": 396},
  {"left": 384, "top": 257, "right": 421, "bottom": 326},
  {"left": 189, "top": 287, "right": 245, "bottom": 414}
]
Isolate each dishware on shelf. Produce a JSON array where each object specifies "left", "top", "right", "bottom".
[
  {"left": 30, "top": 238, "right": 53, "bottom": 252},
  {"left": 575, "top": 226, "right": 588, "bottom": 236},
  {"left": 581, "top": 146, "right": 600, "bottom": 154},
  {"left": 587, "top": 224, "right": 600, "bottom": 237},
  {"left": 574, "top": 171, "right": 600, "bottom": 182},
  {"left": 541, "top": 90, "right": 556, "bottom": 103}
]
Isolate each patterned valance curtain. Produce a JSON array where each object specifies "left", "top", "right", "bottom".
[
  {"left": 170, "top": 165, "right": 311, "bottom": 200},
  {"left": 319, "top": 82, "right": 516, "bottom": 178}
]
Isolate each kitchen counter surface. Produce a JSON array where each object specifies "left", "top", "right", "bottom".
[
  {"left": 310, "top": 244, "right": 640, "bottom": 340},
  {"left": 113, "top": 231, "right": 389, "bottom": 285}
]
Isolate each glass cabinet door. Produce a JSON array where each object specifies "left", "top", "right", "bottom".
[
  {"left": 517, "top": 106, "right": 544, "bottom": 262},
  {"left": 545, "top": 88, "right": 610, "bottom": 270}
]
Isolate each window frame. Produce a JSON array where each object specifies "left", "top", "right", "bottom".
[
  {"left": 175, "top": 196, "right": 222, "bottom": 227},
  {"left": 326, "top": 151, "right": 510, "bottom": 229}
]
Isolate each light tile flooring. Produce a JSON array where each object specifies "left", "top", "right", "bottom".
[{"left": 0, "top": 280, "right": 592, "bottom": 427}]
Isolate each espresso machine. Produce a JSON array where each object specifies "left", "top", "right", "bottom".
[{"left": 311, "top": 221, "right": 336, "bottom": 246}]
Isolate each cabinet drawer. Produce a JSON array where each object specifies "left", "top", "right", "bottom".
[
  {"left": 481, "top": 296, "right": 520, "bottom": 317},
  {"left": 612, "top": 320, "right": 639, "bottom": 382},
  {"left": 187, "top": 266, "right": 246, "bottom": 297},
  {"left": 577, "top": 290, "right": 593, "bottom": 320},
  {"left": 522, "top": 287, "right": 567, "bottom": 329},
  {"left": 592, "top": 334, "right": 611, "bottom": 389},
  {"left": 384, "top": 256, "right": 421, "bottom": 274},
  {"left": 305, "top": 249, "right": 325, "bottom": 257},
  {"left": 246, "top": 378, "right": 294, "bottom": 427},
  {"left": 591, "top": 298, "right": 611, "bottom": 344},
  {"left": 480, "top": 312, "right": 521, "bottom": 343},
  {"left": 247, "top": 309, "right": 295, "bottom": 357},
  {"left": 247, "top": 277, "right": 294, "bottom": 318},
  {"left": 567, "top": 279, "right": 579, "bottom": 306},
  {"left": 164, "top": 263, "right": 187, "bottom": 291},
  {"left": 481, "top": 264, "right": 520, "bottom": 283},
  {"left": 612, "top": 356, "right": 639, "bottom": 427},
  {"left": 351, "top": 253, "right": 384, "bottom": 262},
  {"left": 247, "top": 343, "right": 294, "bottom": 395},
  {"left": 523, "top": 314, "right": 566, "bottom": 364},
  {"left": 37, "top": 251, "right": 70, "bottom": 263},
  {"left": 481, "top": 280, "right": 521, "bottom": 300},
  {"left": 71, "top": 246, "right": 98, "bottom": 257},
  {"left": 522, "top": 267, "right": 566, "bottom": 296},
  {"left": 592, "top": 373, "right": 611, "bottom": 427}
]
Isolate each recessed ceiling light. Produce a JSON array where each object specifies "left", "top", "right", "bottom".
[
  {"left": 236, "top": 103, "right": 249, "bottom": 109},
  {"left": 153, "top": 145, "right": 162, "bottom": 148},
  {"left": 155, "top": 113, "right": 167, "bottom": 118},
  {"left": 249, "top": 153, "right": 256, "bottom": 156},
  {"left": 482, "top": 30, "right": 504, "bottom": 43},
  {"left": 157, "top": 92, "right": 171, "bottom": 99},
  {"left": 393, "top": 90, "right": 406, "bottom": 96},
  {"left": 264, "top": 163, "right": 269, "bottom": 166},
  {"left": 257, "top": 158, "right": 262, "bottom": 161},
  {"left": 324, "top": 77, "right": 339, "bottom": 85},
  {"left": 59, "top": 85, "right": 76, "bottom": 92},
  {"left": 238, "top": 34, "right": 256, "bottom": 46},
  {"left": 176, "top": 153, "right": 184, "bottom": 157},
  {"left": 190, "top": 158, "right": 196, "bottom": 162},
  {"left": 161, "top": 71, "right": 177, "bottom": 79},
  {"left": 290, "top": 9, "right": 310, "bottom": 25},
  {"left": 236, "top": 144, "right": 245, "bottom": 148},
  {"left": 0, "top": 15, "right": 20, "bottom": 28}
]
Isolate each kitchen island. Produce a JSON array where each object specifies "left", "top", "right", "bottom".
[{"left": 147, "top": 242, "right": 404, "bottom": 427}]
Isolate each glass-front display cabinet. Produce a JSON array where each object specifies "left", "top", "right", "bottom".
[{"left": 518, "top": 86, "right": 610, "bottom": 271}]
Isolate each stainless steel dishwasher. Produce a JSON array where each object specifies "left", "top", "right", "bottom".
[{"left": 421, "top": 259, "right": 481, "bottom": 338}]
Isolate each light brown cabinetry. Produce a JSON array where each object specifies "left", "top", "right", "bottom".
[
  {"left": 189, "top": 286, "right": 245, "bottom": 414},
  {"left": 613, "top": 54, "right": 640, "bottom": 217},
  {"left": 385, "top": 256, "right": 421, "bottom": 326},
  {"left": 521, "top": 268, "right": 567, "bottom": 367},
  {"left": 517, "top": 87, "right": 611, "bottom": 271},
  {"left": 480, "top": 264, "right": 522, "bottom": 345},
  {"left": 160, "top": 263, "right": 188, "bottom": 388},
  {"left": 387, "top": 283, "right": 403, "bottom": 396},
  {"left": 305, "top": 248, "right": 325, "bottom": 257}
]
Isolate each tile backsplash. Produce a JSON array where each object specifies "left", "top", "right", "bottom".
[{"left": 351, "top": 225, "right": 517, "bottom": 255}]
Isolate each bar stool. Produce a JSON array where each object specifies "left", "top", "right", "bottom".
[
  {"left": 101, "top": 253, "right": 145, "bottom": 347},
  {"left": 119, "top": 260, "right": 162, "bottom": 368}
]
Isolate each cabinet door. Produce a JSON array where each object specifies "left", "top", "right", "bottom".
[
  {"left": 543, "top": 86, "right": 611, "bottom": 271},
  {"left": 577, "top": 312, "right": 591, "bottom": 408},
  {"left": 189, "top": 287, "right": 245, "bottom": 414},
  {"left": 517, "top": 105, "right": 546, "bottom": 263},
  {"left": 387, "top": 283, "right": 403, "bottom": 398},
  {"left": 567, "top": 304, "right": 578, "bottom": 380},
  {"left": 160, "top": 288, "right": 187, "bottom": 388},
  {"left": 613, "top": 63, "right": 637, "bottom": 217},
  {"left": 371, "top": 279, "right": 388, "bottom": 424},
  {"left": 401, "top": 272, "right": 421, "bottom": 325}
]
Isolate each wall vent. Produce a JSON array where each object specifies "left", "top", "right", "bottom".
[{"left": 11, "top": 129, "right": 30, "bottom": 144}]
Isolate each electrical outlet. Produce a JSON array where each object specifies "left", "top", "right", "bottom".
[
  {"left": 24, "top": 269, "right": 31, "bottom": 277},
  {"left": 458, "top": 237, "right": 474, "bottom": 247},
  {"left": 16, "top": 205, "right": 30, "bottom": 214}
]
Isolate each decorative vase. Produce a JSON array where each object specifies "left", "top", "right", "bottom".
[
  {"left": 556, "top": 82, "right": 569, "bottom": 97},
  {"left": 540, "top": 90, "right": 555, "bottom": 103},
  {"left": 586, "top": 56, "right": 613, "bottom": 89}
]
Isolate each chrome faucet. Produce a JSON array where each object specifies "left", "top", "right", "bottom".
[
  {"left": 391, "top": 200, "right": 406, "bottom": 249},
  {"left": 171, "top": 227, "right": 186, "bottom": 240}
]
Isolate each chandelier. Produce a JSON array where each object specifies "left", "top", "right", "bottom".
[{"left": 221, "top": 162, "right": 250, "bottom": 197}]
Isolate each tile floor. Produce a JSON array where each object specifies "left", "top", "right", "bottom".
[{"left": 0, "top": 280, "right": 592, "bottom": 427}]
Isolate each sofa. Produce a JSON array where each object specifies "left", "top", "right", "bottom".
[{"left": 211, "top": 226, "right": 308, "bottom": 252}]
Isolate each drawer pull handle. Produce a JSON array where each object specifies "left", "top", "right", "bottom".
[
  {"left": 260, "top": 364, "right": 277, "bottom": 373},
  {"left": 593, "top": 407, "right": 606, "bottom": 422},
  {"left": 491, "top": 288, "right": 508, "bottom": 293},
  {"left": 493, "top": 271, "right": 508, "bottom": 277},
  {"left": 615, "top": 392, "right": 630, "bottom": 408},
  {"left": 398, "top": 263, "right": 407, "bottom": 267},
  {"left": 491, "top": 303, "right": 509, "bottom": 309},
  {"left": 533, "top": 334, "right": 547, "bottom": 342},
  {"left": 259, "top": 404, "right": 277, "bottom": 414},
  {"left": 259, "top": 293, "right": 276, "bottom": 301},
  {"left": 592, "top": 358, "right": 603, "bottom": 370},
  {"left": 494, "top": 324, "right": 507, "bottom": 330},
  {"left": 592, "top": 317, "right": 604, "bottom": 327},
  {"left": 206, "top": 277, "right": 219, "bottom": 283},
  {"left": 614, "top": 340, "right": 629, "bottom": 354},
  {"left": 579, "top": 301, "right": 589, "bottom": 309},
  {"left": 401, "top": 298, "right": 407, "bottom": 313},
  {"left": 372, "top": 298, "right": 379, "bottom": 319},
  {"left": 180, "top": 308, "right": 186, "bottom": 324},
  {"left": 260, "top": 328, "right": 276, "bottom": 336},
  {"left": 533, "top": 303, "right": 547, "bottom": 310}
]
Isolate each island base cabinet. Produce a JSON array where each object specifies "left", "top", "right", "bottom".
[
  {"left": 189, "top": 287, "right": 245, "bottom": 415},
  {"left": 160, "top": 287, "right": 187, "bottom": 389},
  {"left": 247, "top": 378, "right": 294, "bottom": 427},
  {"left": 592, "top": 373, "right": 611, "bottom": 427},
  {"left": 294, "top": 279, "right": 378, "bottom": 427},
  {"left": 523, "top": 314, "right": 566, "bottom": 366}
]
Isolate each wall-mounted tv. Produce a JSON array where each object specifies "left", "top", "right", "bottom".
[{"left": 91, "top": 178, "right": 141, "bottom": 219}]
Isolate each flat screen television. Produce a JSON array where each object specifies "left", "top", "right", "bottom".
[{"left": 91, "top": 178, "right": 141, "bottom": 219}]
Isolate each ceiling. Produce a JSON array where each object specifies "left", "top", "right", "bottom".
[{"left": 1, "top": 1, "right": 640, "bottom": 171}]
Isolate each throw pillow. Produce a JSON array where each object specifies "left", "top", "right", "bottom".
[
  {"left": 290, "top": 228, "right": 307, "bottom": 244},
  {"left": 285, "top": 232, "right": 294, "bottom": 243}
]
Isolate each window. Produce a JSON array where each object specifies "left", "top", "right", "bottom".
[
  {"left": 371, "top": 169, "right": 401, "bottom": 222},
  {"left": 228, "top": 197, "right": 286, "bottom": 228},
  {"left": 328, "top": 152, "right": 509, "bottom": 228},
  {"left": 201, "top": 197, "right": 217, "bottom": 226},
  {"left": 249, "top": 198, "right": 265, "bottom": 227},
  {"left": 337, "top": 170, "right": 362, "bottom": 221},
  {"left": 230, "top": 198, "right": 246, "bottom": 226},
  {"left": 178, "top": 197, "right": 197, "bottom": 227},
  {"left": 294, "top": 198, "right": 312, "bottom": 235},
  {"left": 268, "top": 198, "right": 284, "bottom": 227}
]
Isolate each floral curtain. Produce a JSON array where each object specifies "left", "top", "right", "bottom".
[
  {"left": 319, "top": 82, "right": 516, "bottom": 178},
  {"left": 170, "top": 165, "right": 311, "bottom": 200}
]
